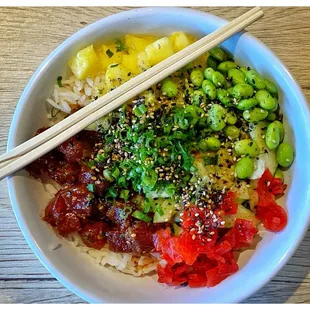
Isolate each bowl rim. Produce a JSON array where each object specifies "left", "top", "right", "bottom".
[{"left": 6, "top": 6, "right": 310, "bottom": 303}]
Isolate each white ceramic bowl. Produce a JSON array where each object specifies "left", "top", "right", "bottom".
[{"left": 7, "top": 7, "right": 310, "bottom": 303}]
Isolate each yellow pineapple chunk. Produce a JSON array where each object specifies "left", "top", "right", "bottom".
[
  {"left": 105, "top": 64, "right": 131, "bottom": 90},
  {"left": 95, "top": 44, "right": 124, "bottom": 71},
  {"left": 145, "top": 37, "right": 174, "bottom": 66},
  {"left": 122, "top": 53, "right": 139, "bottom": 74},
  {"left": 169, "top": 31, "right": 195, "bottom": 52},
  {"left": 125, "top": 34, "right": 157, "bottom": 54},
  {"left": 68, "top": 45, "right": 99, "bottom": 79},
  {"left": 137, "top": 51, "right": 151, "bottom": 72}
]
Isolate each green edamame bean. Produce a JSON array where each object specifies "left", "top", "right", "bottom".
[
  {"left": 205, "top": 137, "right": 221, "bottom": 151},
  {"left": 243, "top": 108, "right": 268, "bottom": 122},
  {"left": 198, "top": 139, "right": 208, "bottom": 152},
  {"left": 227, "top": 87, "right": 234, "bottom": 96},
  {"left": 211, "top": 71, "right": 226, "bottom": 87},
  {"left": 209, "top": 47, "right": 227, "bottom": 62},
  {"left": 191, "top": 90, "right": 206, "bottom": 106},
  {"left": 232, "top": 83, "right": 254, "bottom": 100},
  {"left": 237, "top": 98, "right": 258, "bottom": 111},
  {"left": 266, "top": 111, "right": 276, "bottom": 121},
  {"left": 235, "top": 157, "right": 254, "bottom": 179},
  {"left": 239, "top": 67, "right": 248, "bottom": 76},
  {"left": 217, "top": 61, "right": 237, "bottom": 74},
  {"left": 270, "top": 97, "right": 279, "bottom": 112},
  {"left": 202, "top": 80, "right": 217, "bottom": 99},
  {"left": 273, "top": 120, "right": 285, "bottom": 142},
  {"left": 225, "top": 111, "right": 237, "bottom": 125},
  {"left": 264, "top": 78, "right": 279, "bottom": 99},
  {"left": 235, "top": 139, "right": 260, "bottom": 158},
  {"left": 276, "top": 142, "right": 294, "bottom": 167},
  {"left": 208, "top": 103, "right": 227, "bottom": 131},
  {"left": 265, "top": 122, "right": 281, "bottom": 150},
  {"left": 224, "top": 125, "right": 240, "bottom": 139},
  {"left": 207, "top": 56, "right": 218, "bottom": 70},
  {"left": 228, "top": 68, "right": 246, "bottom": 85},
  {"left": 274, "top": 168, "right": 284, "bottom": 181},
  {"left": 190, "top": 69, "right": 204, "bottom": 87},
  {"left": 217, "top": 89, "right": 232, "bottom": 106},
  {"left": 161, "top": 79, "right": 178, "bottom": 98},
  {"left": 255, "top": 90, "right": 277, "bottom": 110},
  {"left": 246, "top": 69, "right": 266, "bottom": 90},
  {"left": 204, "top": 67, "right": 215, "bottom": 80}
]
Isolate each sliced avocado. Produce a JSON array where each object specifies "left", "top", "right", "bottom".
[
  {"left": 153, "top": 199, "right": 176, "bottom": 223},
  {"left": 172, "top": 223, "right": 183, "bottom": 236}
]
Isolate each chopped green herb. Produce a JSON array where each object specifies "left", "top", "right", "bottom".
[
  {"left": 106, "top": 49, "right": 114, "bottom": 58},
  {"left": 132, "top": 210, "right": 152, "bottom": 222},
  {"left": 115, "top": 39, "right": 128, "bottom": 52},
  {"left": 120, "top": 189, "right": 130, "bottom": 201},
  {"left": 57, "top": 76, "right": 63, "bottom": 87},
  {"left": 86, "top": 184, "right": 95, "bottom": 192}
]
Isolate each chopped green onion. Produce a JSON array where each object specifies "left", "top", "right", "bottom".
[
  {"left": 86, "top": 184, "right": 95, "bottom": 192},
  {"left": 132, "top": 210, "right": 152, "bottom": 222},
  {"left": 120, "top": 189, "right": 130, "bottom": 201},
  {"left": 143, "top": 199, "right": 152, "bottom": 213},
  {"left": 57, "top": 76, "right": 63, "bottom": 87},
  {"left": 156, "top": 206, "right": 164, "bottom": 216},
  {"left": 88, "top": 160, "right": 96, "bottom": 168},
  {"left": 106, "top": 49, "right": 114, "bottom": 58},
  {"left": 112, "top": 167, "right": 120, "bottom": 178},
  {"left": 103, "top": 169, "right": 114, "bottom": 181},
  {"left": 96, "top": 153, "right": 105, "bottom": 162},
  {"left": 164, "top": 183, "right": 176, "bottom": 197},
  {"left": 133, "top": 104, "right": 147, "bottom": 116},
  {"left": 108, "top": 187, "right": 118, "bottom": 198},
  {"left": 115, "top": 39, "right": 128, "bottom": 52}
]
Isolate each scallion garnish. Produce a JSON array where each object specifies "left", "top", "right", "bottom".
[
  {"left": 106, "top": 49, "right": 114, "bottom": 58},
  {"left": 132, "top": 210, "right": 152, "bottom": 222},
  {"left": 86, "top": 184, "right": 95, "bottom": 192}
]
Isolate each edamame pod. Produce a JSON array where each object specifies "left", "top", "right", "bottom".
[
  {"left": 246, "top": 69, "right": 266, "bottom": 90},
  {"left": 204, "top": 67, "right": 215, "bottom": 80},
  {"left": 190, "top": 69, "right": 204, "bottom": 87},
  {"left": 209, "top": 47, "right": 227, "bottom": 62},
  {"left": 270, "top": 97, "right": 279, "bottom": 112},
  {"left": 202, "top": 80, "right": 217, "bottom": 99},
  {"left": 225, "top": 111, "right": 237, "bottom": 125},
  {"left": 265, "top": 122, "right": 281, "bottom": 150},
  {"left": 273, "top": 120, "right": 285, "bottom": 142},
  {"left": 223, "top": 125, "right": 240, "bottom": 139},
  {"left": 239, "top": 67, "right": 248, "bottom": 76},
  {"left": 208, "top": 103, "right": 227, "bottom": 131},
  {"left": 207, "top": 56, "right": 218, "bottom": 70},
  {"left": 191, "top": 90, "right": 206, "bottom": 106},
  {"left": 212, "top": 71, "right": 226, "bottom": 87},
  {"left": 235, "top": 157, "right": 254, "bottom": 179},
  {"left": 237, "top": 98, "right": 258, "bottom": 111},
  {"left": 243, "top": 108, "right": 268, "bottom": 122},
  {"left": 235, "top": 139, "right": 260, "bottom": 157},
  {"left": 217, "top": 89, "right": 232, "bottom": 106},
  {"left": 228, "top": 68, "right": 246, "bottom": 85},
  {"left": 256, "top": 89, "right": 277, "bottom": 110},
  {"left": 276, "top": 142, "right": 294, "bottom": 167},
  {"left": 232, "top": 83, "right": 254, "bottom": 100},
  {"left": 264, "top": 78, "right": 279, "bottom": 99},
  {"left": 217, "top": 61, "right": 237, "bottom": 73}
]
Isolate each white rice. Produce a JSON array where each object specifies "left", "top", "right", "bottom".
[{"left": 45, "top": 76, "right": 159, "bottom": 277}]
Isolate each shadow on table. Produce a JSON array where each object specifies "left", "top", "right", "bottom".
[{"left": 244, "top": 228, "right": 310, "bottom": 303}]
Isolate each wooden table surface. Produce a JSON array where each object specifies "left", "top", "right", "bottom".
[{"left": 0, "top": 6, "right": 309, "bottom": 304}]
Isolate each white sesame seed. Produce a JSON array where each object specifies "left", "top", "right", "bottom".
[{"left": 192, "top": 235, "right": 196, "bottom": 240}]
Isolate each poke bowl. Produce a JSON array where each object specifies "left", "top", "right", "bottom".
[{"left": 6, "top": 7, "right": 310, "bottom": 303}]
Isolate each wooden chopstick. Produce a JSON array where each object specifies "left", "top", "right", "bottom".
[{"left": 0, "top": 7, "right": 263, "bottom": 180}]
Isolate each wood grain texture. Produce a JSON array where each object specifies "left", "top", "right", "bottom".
[{"left": 0, "top": 6, "right": 309, "bottom": 304}]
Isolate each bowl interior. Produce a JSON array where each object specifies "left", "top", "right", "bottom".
[{"left": 7, "top": 8, "right": 310, "bottom": 303}]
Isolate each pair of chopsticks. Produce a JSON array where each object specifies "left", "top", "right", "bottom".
[{"left": 0, "top": 7, "right": 263, "bottom": 180}]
